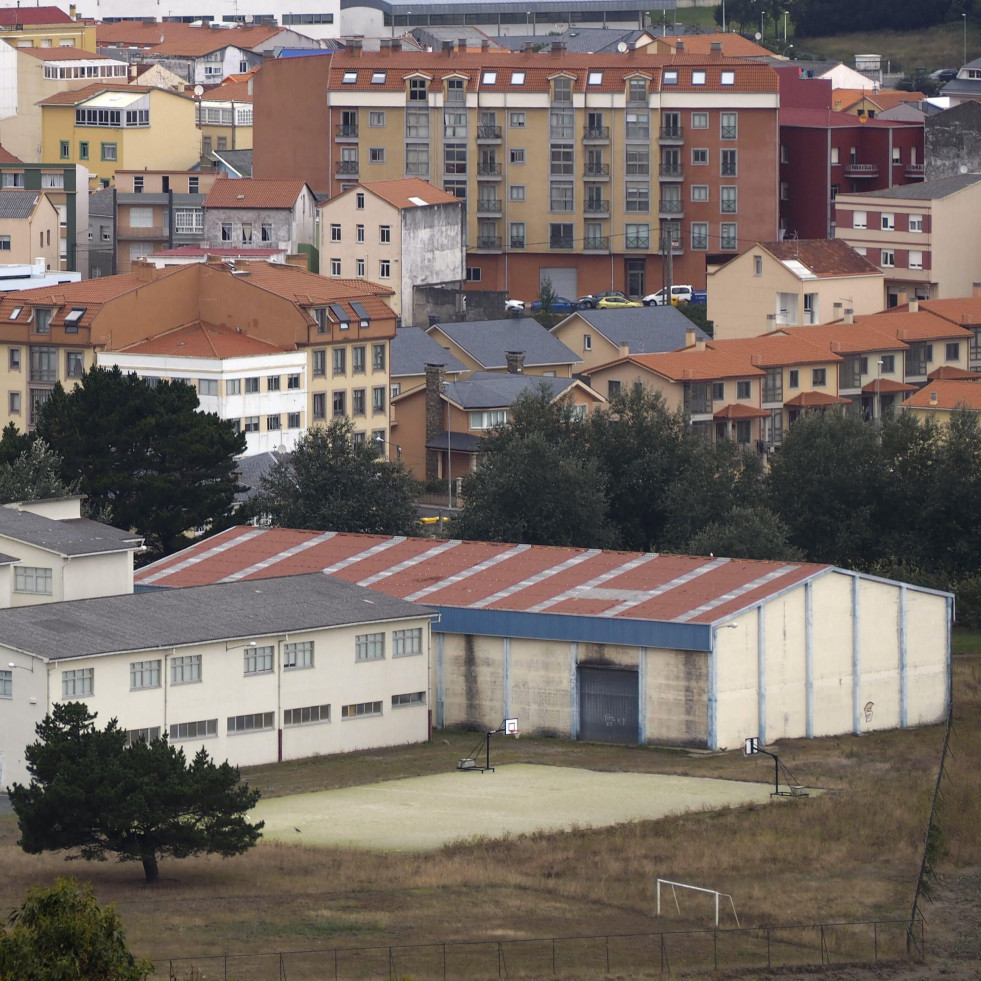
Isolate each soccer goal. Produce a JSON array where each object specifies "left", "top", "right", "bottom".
[{"left": 655, "top": 879, "right": 740, "bottom": 928}]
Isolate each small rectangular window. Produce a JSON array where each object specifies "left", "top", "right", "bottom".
[
  {"left": 227, "top": 712, "right": 274, "bottom": 734},
  {"left": 283, "top": 640, "right": 313, "bottom": 670},
  {"left": 170, "top": 654, "right": 202, "bottom": 685},
  {"left": 342, "top": 700, "right": 383, "bottom": 719},
  {"left": 130, "top": 659, "right": 162, "bottom": 690},
  {"left": 284, "top": 703, "right": 331, "bottom": 726},
  {"left": 392, "top": 691, "right": 426, "bottom": 708},
  {"left": 355, "top": 632, "right": 385, "bottom": 661},
  {"left": 170, "top": 719, "right": 217, "bottom": 740},
  {"left": 14, "top": 566, "right": 52, "bottom": 594},
  {"left": 62, "top": 667, "right": 93, "bottom": 699},
  {"left": 244, "top": 645, "right": 274, "bottom": 675}
]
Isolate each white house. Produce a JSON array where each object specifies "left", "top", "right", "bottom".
[{"left": 0, "top": 572, "right": 434, "bottom": 789}]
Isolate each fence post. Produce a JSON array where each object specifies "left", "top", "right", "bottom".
[
  {"left": 443, "top": 942, "right": 447, "bottom": 981},
  {"left": 713, "top": 930, "right": 718, "bottom": 971},
  {"left": 605, "top": 936, "right": 610, "bottom": 975},
  {"left": 874, "top": 921, "right": 878, "bottom": 962},
  {"left": 766, "top": 927, "right": 771, "bottom": 969},
  {"left": 334, "top": 947, "right": 338, "bottom": 981},
  {"left": 821, "top": 924, "right": 827, "bottom": 965},
  {"left": 552, "top": 938, "right": 556, "bottom": 975},
  {"left": 279, "top": 952, "right": 286, "bottom": 981}
]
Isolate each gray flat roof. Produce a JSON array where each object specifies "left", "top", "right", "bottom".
[
  {"left": 431, "top": 318, "right": 580, "bottom": 370},
  {"left": 858, "top": 173, "right": 981, "bottom": 200},
  {"left": 0, "top": 508, "right": 141, "bottom": 557},
  {"left": 0, "top": 573, "right": 434, "bottom": 660},
  {"left": 391, "top": 325, "right": 467, "bottom": 378}
]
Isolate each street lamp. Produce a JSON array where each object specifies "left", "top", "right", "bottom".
[
  {"left": 876, "top": 359, "right": 884, "bottom": 424},
  {"left": 8, "top": 660, "right": 33, "bottom": 672},
  {"left": 963, "top": 13, "right": 968, "bottom": 68}
]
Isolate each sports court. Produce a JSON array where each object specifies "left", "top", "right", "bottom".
[{"left": 253, "top": 764, "right": 775, "bottom": 850}]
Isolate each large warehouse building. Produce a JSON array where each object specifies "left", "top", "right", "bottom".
[{"left": 135, "top": 527, "right": 953, "bottom": 750}]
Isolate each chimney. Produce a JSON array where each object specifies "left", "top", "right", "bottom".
[
  {"left": 425, "top": 363, "right": 447, "bottom": 481},
  {"left": 710, "top": 41, "right": 722, "bottom": 56},
  {"left": 696, "top": 338, "right": 706, "bottom": 352},
  {"left": 380, "top": 38, "right": 391, "bottom": 52},
  {"left": 442, "top": 40, "right": 453, "bottom": 55},
  {"left": 685, "top": 326, "right": 695, "bottom": 347},
  {"left": 929, "top": 390, "right": 938, "bottom": 405},
  {"left": 69, "top": 3, "right": 77, "bottom": 19},
  {"left": 676, "top": 40, "right": 685, "bottom": 52},
  {"left": 348, "top": 38, "right": 362, "bottom": 54},
  {"left": 909, "top": 297, "right": 919, "bottom": 313},
  {"left": 391, "top": 38, "right": 402, "bottom": 51},
  {"left": 481, "top": 39, "right": 489, "bottom": 51},
  {"left": 973, "top": 281, "right": 981, "bottom": 298},
  {"left": 833, "top": 301, "right": 843, "bottom": 318},
  {"left": 505, "top": 350, "right": 525, "bottom": 374},
  {"left": 457, "top": 38, "right": 467, "bottom": 52},
  {"left": 550, "top": 40, "right": 565, "bottom": 55},
  {"left": 133, "top": 259, "right": 156, "bottom": 282},
  {"left": 619, "top": 342, "right": 630, "bottom": 358},
  {"left": 523, "top": 41, "right": 535, "bottom": 55},
  {"left": 844, "top": 309, "right": 854, "bottom": 324}
]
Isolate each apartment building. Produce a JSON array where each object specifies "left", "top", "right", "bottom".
[
  {"left": 834, "top": 174, "right": 981, "bottom": 306},
  {"left": 0, "top": 259, "right": 398, "bottom": 447},
  {"left": 114, "top": 169, "right": 219, "bottom": 273},
  {"left": 0, "top": 190, "right": 61, "bottom": 269},
  {"left": 196, "top": 73, "right": 255, "bottom": 158},
  {"left": 0, "top": 7, "right": 96, "bottom": 53},
  {"left": 253, "top": 43, "right": 781, "bottom": 302}
]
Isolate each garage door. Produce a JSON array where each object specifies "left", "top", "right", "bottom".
[
  {"left": 578, "top": 666, "right": 639, "bottom": 743},
  {"left": 540, "top": 267, "right": 577, "bottom": 301}
]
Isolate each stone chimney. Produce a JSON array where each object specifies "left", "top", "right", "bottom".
[
  {"left": 844, "top": 309, "right": 854, "bottom": 324},
  {"left": 685, "top": 326, "right": 696, "bottom": 347},
  {"left": 710, "top": 41, "right": 722, "bottom": 56},
  {"left": 973, "top": 281, "right": 981, "bottom": 298},
  {"left": 505, "top": 350, "right": 525, "bottom": 374},
  {"left": 425, "top": 363, "right": 446, "bottom": 482},
  {"left": 676, "top": 40, "right": 685, "bottom": 52},
  {"left": 618, "top": 342, "right": 630, "bottom": 358},
  {"left": 909, "top": 297, "right": 919, "bottom": 313}
]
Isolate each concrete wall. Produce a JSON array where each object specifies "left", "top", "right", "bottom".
[
  {"left": 925, "top": 102, "right": 981, "bottom": 180},
  {"left": 401, "top": 201, "right": 465, "bottom": 318}
]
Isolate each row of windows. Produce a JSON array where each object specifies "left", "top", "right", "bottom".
[
  {"left": 196, "top": 374, "right": 302, "bottom": 396},
  {"left": 328, "top": 257, "right": 392, "bottom": 279},
  {"left": 59, "top": 140, "right": 117, "bottom": 162},
  {"left": 45, "top": 64, "right": 127, "bottom": 80},
  {"left": 312, "top": 345, "right": 386, "bottom": 377},
  {"left": 329, "top": 223, "right": 391, "bottom": 245},
  {"left": 491, "top": 222, "right": 740, "bottom": 253},
  {"left": 219, "top": 222, "right": 274, "bottom": 244},
  {"left": 311, "top": 388, "right": 387, "bottom": 419},
  {"left": 849, "top": 210, "right": 924, "bottom": 233},
  {"left": 74, "top": 108, "right": 149, "bottom": 129}
]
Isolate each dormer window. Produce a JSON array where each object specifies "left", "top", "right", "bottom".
[
  {"left": 8, "top": 306, "right": 21, "bottom": 320},
  {"left": 511, "top": 70, "right": 525, "bottom": 85},
  {"left": 721, "top": 70, "right": 735, "bottom": 85},
  {"left": 446, "top": 77, "right": 465, "bottom": 101},
  {"left": 408, "top": 77, "right": 428, "bottom": 101},
  {"left": 628, "top": 77, "right": 648, "bottom": 101},
  {"left": 692, "top": 70, "right": 706, "bottom": 85},
  {"left": 551, "top": 76, "right": 573, "bottom": 102}
]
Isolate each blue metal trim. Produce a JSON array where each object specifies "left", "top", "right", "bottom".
[
  {"left": 638, "top": 647, "right": 647, "bottom": 745},
  {"left": 945, "top": 595, "right": 954, "bottom": 718},
  {"left": 502, "top": 637, "right": 511, "bottom": 721},
  {"left": 432, "top": 607, "right": 712, "bottom": 651},
  {"left": 757, "top": 604, "right": 766, "bottom": 746},
  {"left": 899, "top": 585, "right": 908, "bottom": 727},
  {"left": 852, "top": 573, "right": 861, "bottom": 735},
  {"left": 708, "top": 630, "right": 718, "bottom": 751},
  {"left": 805, "top": 581, "right": 814, "bottom": 739},
  {"left": 569, "top": 642, "right": 579, "bottom": 740}
]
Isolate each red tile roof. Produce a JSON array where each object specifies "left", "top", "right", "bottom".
[
  {"left": 19, "top": 47, "right": 116, "bottom": 62},
  {"left": 761, "top": 238, "right": 882, "bottom": 278},
  {"left": 0, "top": 145, "right": 22, "bottom": 164},
  {"left": 853, "top": 310, "right": 973, "bottom": 342},
  {"left": 201, "top": 76, "right": 254, "bottom": 103},
  {"left": 927, "top": 365, "right": 981, "bottom": 380},
  {"left": 95, "top": 21, "right": 281, "bottom": 50},
  {"left": 0, "top": 6, "right": 73, "bottom": 25},
  {"left": 361, "top": 178, "right": 461, "bottom": 209},
  {"left": 116, "top": 321, "right": 291, "bottom": 358},
  {"left": 622, "top": 348, "right": 765, "bottom": 382},
  {"left": 36, "top": 84, "right": 177, "bottom": 106},
  {"left": 779, "top": 106, "right": 919, "bottom": 129},
  {"left": 779, "top": 322, "right": 908, "bottom": 355},
  {"left": 713, "top": 403, "right": 769, "bottom": 419},
  {"left": 902, "top": 379, "right": 981, "bottom": 411},
  {"left": 708, "top": 332, "right": 842, "bottom": 368},
  {"left": 204, "top": 177, "right": 307, "bottom": 209},
  {"left": 860, "top": 378, "right": 917, "bottom": 394},
  {"left": 914, "top": 298, "right": 981, "bottom": 328},
  {"left": 784, "top": 391, "right": 851, "bottom": 407},
  {"left": 134, "top": 525, "right": 829, "bottom": 627},
  {"left": 660, "top": 33, "right": 772, "bottom": 57}
]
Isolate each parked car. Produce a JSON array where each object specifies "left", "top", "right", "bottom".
[
  {"left": 930, "top": 68, "right": 958, "bottom": 82},
  {"left": 643, "top": 285, "right": 694, "bottom": 306},
  {"left": 578, "top": 290, "right": 627, "bottom": 309},
  {"left": 596, "top": 295, "right": 643, "bottom": 309},
  {"left": 505, "top": 298, "right": 525, "bottom": 314},
  {"left": 530, "top": 296, "right": 579, "bottom": 314}
]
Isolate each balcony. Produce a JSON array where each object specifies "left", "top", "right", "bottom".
[
  {"left": 476, "top": 161, "right": 502, "bottom": 178},
  {"left": 659, "top": 199, "right": 684, "bottom": 218},
  {"left": 843, "top": 162, "right": 879, "bottom": 178},
  {"left": 335, "top": 160, "right": 359, "bottom": 175},
  {"left": 659, "top": 163, "right": 684, "bottom": 181},
  {"left": 476, "top": 125, "right": 502, "bottom": 142},
  {"left": 583, "top": 236, "right": 610, "bottom": 252},
  {"left": 624, "top": 235, "right": 650, "bottom": 250},
  {"left": 583, "top": 125, "right": 610, "bottom": 142},
  {"left": 584, "top": 162, "right": 610, "bottom": 180},
  {"left": 335, "top": 123, "right": 359, "bottom": 139},
  {"left": 658, "top": 125, "right": 684, "bottom": 144},
  {"left": 549, "top": 236, "right": 575, "bottom": 250},
  {"left": 475, "top": 235, "right": 502, "bottom": 251},
  {"left": 476, "top": 199, "right": 503, "bottom": 215},
  {"left": 906, "top": 163, "right": 925, "bottom": 179},
  {"left": 117, "top": 223, "right": 168, "bottom": 240},
  {"left": 509, "top": 236, "right": 526, "bottom": 249},
  {"left": 583, "top": 199, "right": 610, "bottom": 215}
]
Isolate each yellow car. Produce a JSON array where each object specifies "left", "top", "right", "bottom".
[{"left": 596, "top": 295, "right": 643, "bottom": 309}]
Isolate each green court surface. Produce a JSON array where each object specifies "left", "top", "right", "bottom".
[{"left": 253, "top": 764, "right": 775, "bottom": 850}]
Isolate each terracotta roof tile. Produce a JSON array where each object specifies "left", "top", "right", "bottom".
[
  {"left": 779, "top": 322, "right": 908, "bottom": 355},
  {"left": 915, "top": 298, "right": 981, "bottom": 327},
  {"left": 784, "top": 391, "right": 851, "bottom": 407},
  {"left": 0, "top": 145, "right": 22, "bottom": 164},
  {"left": 357, "top": 178, "right": 460, "bottom": 209},
  {"left": 0, "top": 6, "right": 72, "bottom": 25},
  {"left": 707, "top": 332, "right": 842, "bottom": 367},
  {"left": 860, "top": 378, "right": 917, "bottom": 393},
  {"left": 854, "top": 310, "right": 973, "bottom": 341},
  {"left": 660, "top": 33, "right": 772, "bottom": 57},
  {"left": 902, "top": 379, "right": 981, "bottom": 411},
  {"left": 927, "top": 365, "right": 981, "bottom": 380},
  {"left": 623, "top": 348, "right": 765, "bottom": 381},
  {"left": 761, "top": 238, "right": 882, "bottom": 278},
  {"left": 202, "top": 77, "right": 254, "bottom": 102},
  {"left": 204, "top": 177, "right": 307, "bottom": 209},
  {"left": 96, "top": 21, "right": 281, "bottom": 49},
  {"left": 713, "top": 402, "right": 769, "bottom": 419},
  {"left": 117, "top": 321, "right": 291, "bottom": 358},
  {"left": 223, "top": 261, "right": 395, "bottom": 308}
]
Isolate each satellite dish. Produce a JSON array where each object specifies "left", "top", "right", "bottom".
[
  {"left": 245, "top": 13, "right": 254, "bottom": 22},
  {"left": 961, "top": 164, "right": 969, "bottom": 174},
  {"left": 193, "top": 84, "right": 204, "bottom": 96},
  {"left": 755, "top": 31, "right": 762, "bottom": 40},
  {"left": 616, "top": 41, "right": 628, "bottom": 53}
]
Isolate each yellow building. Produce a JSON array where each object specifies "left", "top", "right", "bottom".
[
  {"left": 0, "top": 8, "right": 96, "bottom": 54},
  {"left": 0, "top": 188, "right": 61, "bottom": 269},
  {"left": 38, "top": 84, "right": 200, "bottom": 186},
  {"left": 196, "top": 73, "right": 255, "bottom": 158}
]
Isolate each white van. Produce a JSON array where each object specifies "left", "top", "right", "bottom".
[{"left": 643, "top": 285, "right": 693, "bottom": 306}]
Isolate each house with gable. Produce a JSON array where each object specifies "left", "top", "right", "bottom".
[
  {"left": 202, "top": 177, "right": 318, "bottom": 267},
  {"left": 901, "top": 378, "right": 981, "bottom": 424},
  {"left": 707, "top": 238, "right": 884, "bottom": 340},
  {"left": 0, "top": 189, "right": 62, "bottom": 269},
  {"left": 390, "top": 324, "right": 467, "bottom": 401}
]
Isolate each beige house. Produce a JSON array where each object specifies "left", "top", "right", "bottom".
[
  {"left": 0, "top": 572, "right": 434, "bottom": 790},
  {"left": 901, "top": 377, "right": 981, "bottom": 425},
  {"left": 708, "top": 239, "right": 885, "bottom": 341},
  {"left": 0, "top": 189, "right": 61, "bottom": 268},
  {"left": 834, "top": 174, "right": 981, "bottom": 307},
  {"left": 318, "top": 179, "right": 465, "bottom": 321}
]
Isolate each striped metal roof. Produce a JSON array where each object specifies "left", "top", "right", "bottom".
[{"left": 136, "top": 527, "right": 831, "bottom": 650}]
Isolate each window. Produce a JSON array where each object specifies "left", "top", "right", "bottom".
[
  {"left": 509, "top": 184, "right": 526, "bottom": 202},
  {"left": 356, "top": 258, "right": 366, "bottom": 277},
  {"left": 721, "top": 149, "right": 737, "bottom": 176},
  {"left": 245, "top": 377, "right": 260, "bottom": 393},
  {"left": 946, "top": 342, "right": 960, "bottom": 361},
  {"left": 549, "top": 223, "right": 574, "bottom": 249},
  {"left": 288, "top": 412, "right": 300, "bottom": 428},
  {"left": 372, "top": 344, "right": 386, "bottom": 372},
  {"left": 625, "top": 223, "right": 649, "bottom": 249},
  {"left": 0, "top": 669, "right": 10, "bottom": 698},
  {"left": 550, "top": 144, "right": 574, "bottom": 176},
  {"left": 692, "top": 148, "right": 708, "bottom": 166},
  {"left": 59, "top": 140, "right": 70, "bottom": 159},
  {"left": 881, "top": 355, "right": 895, "bottom": 373},
  {"left": 226, "top": 378, "right": 241, "bottom": 395},
  {"left": 510, "top": 111, "right": 526, "bottom": 128},
  {"left": 552, "top": 76, "right": 573, "bottom": 102},
  {"left": 330, "top": 257, "right": 341, "bottom": 276},
  {"left": 9, "top": 392, "right": 21, "bottom": 414},
  {"left": 175, "top": 207, "right": 203, "bottom": 233},
  {"left": 909, "top": 214, "right": 923, "bottom": 233},
  {"left": 342, "top": 701, "right": 382, "bottom": 719},
  {"left": 470, "top": 409, "right": 508, "bottom": 429},
  {"left": 332, "top": 348, "right": 346, "bottom": 376},
  {"left": 353, "top": 346, "right": 366, "bottom": 373},
  {"left": 909, "top": 250, "right": 923, "bottom": 270},
  {"left": 549, "top": 109, "right": 574, "bottom": 139},
  {"left": 313, "top": 393, "right": 326, "bottom": 419},
  {"left": 550, "top": 182, "right": 574, "bottom": 212},
  {"left": 372, "top": 386, "right": 385, "bottom": 414},
  {"left": 692, "top": 70, "right": 706, "bottom": 85},
  {"left": 392, "top": 691, "right": 426, "bottom": 708},
  {"left": 881, "top": 249, "right": 895, "bottom": 268},
  {"left": 198, "top": 378, "right": 218, "bottom": 396},
  {"left": 171, "top": 654, "right": 202, "bottom": 685},
  {"left": 356, "top": 632, "right": 385, "bottom": 661},
  {"left": 737, "top": 380, "right": 751, "bottom": 399},
  {"left": 267, "top": 413, "right": 281, "bottom": 431},
  {"left": 444, "top": 143, "right": 467, "bottom": 174},
  {"left": 283, "top": 640, "right": 313, "bottom": 670},
  {"left": 405, "top": 108, "right": 429, "bottom": 140},
  {"left": 404, "top": 143, "right": 430, "bottom": 174},
  {"left": 343, "top": 70, "right": 357, "bottom": 84},
  {"left": 79, "top": 141, "right": 89, "bottom": 160},
  {"left": 130, "top": 659, "right": 161, "bottom": 690},
  {"left": 691, "top": 111, "right": 708, "bottom": 129},
  {"left": 15, "top": 566, "right": 52, "bottom": 594},
  {"left": 356, "top": 192, "right": 365, "bottom": 209},
  {"left": 691, "top": 222, "right": 708, "bottom": 250},
  {"left": 691, "top": 185, "right": 709, "bottom": 202},
  {"left": 0, "top": 235, "right": 10, "bottom": 252},
  {"left": 881, "top": 213, "right": 895, "bottom": 231},
  {"left": 720, "top": 223, "right": 737, "bottom": 250},
  {"left": 712, "top": 381, "right": 724, "bottom": 401},
  {"left": 510, "top": 148, "right": 525, "bottom": 165},
  {"left": 371, "top": 70, "right": 386, "bottom": 85},
  {"left": 626, "top": 146, "right": 650, "bottom": 175},
  {"left": 356, "top": 224, "right": 365, "bottom": 244},
  {"left": 244, "top": 645, "right": 274, "bottom": 674},
  {"left": 100, "top": 142, "right": 116, "bottom": 161},
  {"left": 510, "top": 222, "right": 526, "bottom": 248},
  {"left": 170, "top": 719, "right": 217, "bottom": 740},
  {"left": 330, "top": 223, "right": 341, "bottom": 243},
  {"left": 369, "top": 110, "right": 386, "bottom": 127},
  {"left": 446, "top": 77, "right": 465, "bottom": 101},
  {"left": 625, "top": 111, "right": 649, "bottom": 139},
  {"left": 812, "top": 368, "right": 827, "bottom": 386},
  {"left": 720, "top": 112, "right": 737, "bottom": 139},
  {"left": 379, "top": 259, "right": 391, "bottom": 278},
  {"left": 408, "top": 77, "right": 427, "bottom": 101},
  {"left": 284, "top": 704, "right": 330, "bottom": 726},
  {"left": 852, "top": 210, "right": 867, "bottom": 229},
  {"left": 66, "top": 352, "right": 84, "bottom": 378},
  {"left": 9, "top": 348, "right": 20, "bottom": 369},
  {"left": 720, "top": 186, "right": 737, "bottom": 214},
  {"left": 392, "top": 627, "right": 423, "bottom": 656},
  {"left": 244, "top": 416, "right": 259, "bottom": 433},
  {"left": 625, "top": 182, "right": 649, "bottom": 212},
  {"left": 788, "top": 369, "right": 799, "bottom": 388},
  {"left": 34, "top": 309, "right": 52, "bottom": 335},
  {"left": 62, "top": 668, "right": 93, "bottom": 699},
  {"left": 332, "top": 391, "right": 346, "bottom": 416},
  {"left": 220, "top": 222, "right": 233, "bottom": 242},
  {"left": 227, "top": 712, "right": 274, "bottom": 734},
  {"left": 628, "top": 77, "right": 648, "bottom": 101},
  {"left": 511, "top": 71, "right": 525, "bottom": 86},
  {"left": 352, "top": 389, "right": 366, "bottom": 416}
]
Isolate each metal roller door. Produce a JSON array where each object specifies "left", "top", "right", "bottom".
[
  {"left": 578, "top": 666, "right": 639, "bottom": 744},
  {"left": 540, "top": 267, "right": 577, "bottom": 301}
]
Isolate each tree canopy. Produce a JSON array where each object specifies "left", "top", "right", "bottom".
[
  {"left": 0, "top": 877, "right": 151, "bottom": 981},
  {"left": 0, "top": 439, "right": 76, "bottom": 505},
  {"left": 249, "top": 418, "right": 419, "bottom": 534},
  {"left": 9, "top": 703, "right": 263, "bottom": 883},
  {"left": 33, "top": 366, "right": 245, "bottom": 558}
]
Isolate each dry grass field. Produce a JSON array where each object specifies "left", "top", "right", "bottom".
[{"left": 1, "top": 648, "right": 979, "bottom": 979}]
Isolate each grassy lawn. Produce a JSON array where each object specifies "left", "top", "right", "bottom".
[{"left": 1, "top": 650, "right": 978, "bottom": 979}]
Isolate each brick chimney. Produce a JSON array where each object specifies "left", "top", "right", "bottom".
[
  {"left": 505, "top": 350, "right": 525, "bottom": 374},
  {"left": 550, "top": 40, "right": 565, "bottom": 55},
  {"left": 973, "top": 282, "right": 981, "bottom": 298},
  {"left": 442, "top": 40, "right": 453, "bottom": 55},
  {"left": 457, "top": 38, "right": 467, "bottom": 52},
  {"left": 710, "top": 41, "right": 722, "bottom": 56},
  {"left": 425, "top": 363, "right": 446, "bottom": 482},
  {"left": 685, "top": 326, "right": 695, "bottom": 347},
  {"left": 676, "top": 40, "right": 685, "bottom": 52}
]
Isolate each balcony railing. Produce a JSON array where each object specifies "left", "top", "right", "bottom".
[
  {"left": 510, "top": 237, "right": 526, "bottom": 249},
  {"left": 843, "top": 162, "right": 879, "bottom": 177},
  {"left": 476, "top": 162, "right": 502, "bottom": 176},
  {"left": 624, "top": 235, "right": 650, "bottom": 250},
  {"left": 117, "top": 224, "right": 168, "bottom": 240},
  {"left": 659, "top": 125, "right": 684, "bottom": 142},
  {"left": 476, "top": 199, "right": 503, "bottom": 213},
  {"left": 476, "top": 125, "right": 502, "bottom": 140},
  {"left": 475, "top": 236, "right": 502, "bottom": 250},
  {"left": 584, "top": 199, "right": 610, "bottom": 213},
  {"left": 584, "top": 163, "right": 610, "bottom": 177},
  {"left": 583, "top": 236, "right": 610, "bottom": 250},
  {"left": 659, "top": 164, "right": 684, "bottom": 179},
  {"left": 335, "top": 123, "right": 359, "bottom": 138},
  {"left": 905, "top": 163, "right": 925, "bottom": 178},
  {"left": 583, "top": 125, "right": 610, "bottom": 140},
  {"left": 659, "top": 199, "right": 684, "bottom": 215},
  {"left": 549, "top": 237, "right": 575, "bottom": 250},
  {"left": 335, "top": 160, "right": 359, "bottom": 174}
]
